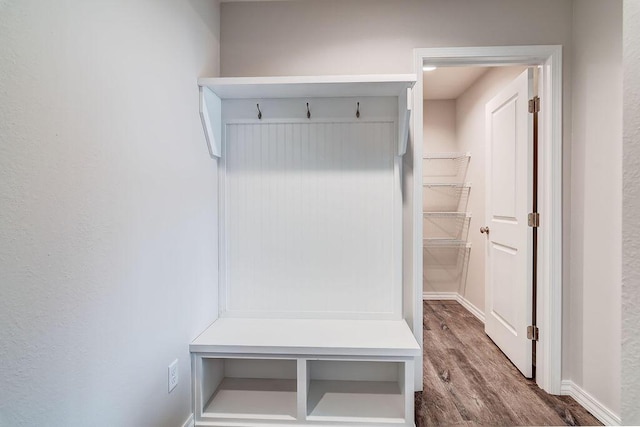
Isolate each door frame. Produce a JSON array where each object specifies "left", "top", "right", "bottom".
[{"left": 411, "top": 45, "right": 562, "bottom": 394}]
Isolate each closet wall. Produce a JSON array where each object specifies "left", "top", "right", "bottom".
[
  {"left": 423, "top": 101, "right": 456, "bottom": 153},
  {"left": 422, "top": 66, "right": 526, "bottom": 313}
]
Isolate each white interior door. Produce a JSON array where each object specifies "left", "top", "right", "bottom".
[{"left": 484, "top": 69, "right": 533, "bottom": 378}]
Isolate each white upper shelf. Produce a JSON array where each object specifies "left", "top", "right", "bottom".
[{"left": 198, "top": 74, "right": 416, "bottom": 99}]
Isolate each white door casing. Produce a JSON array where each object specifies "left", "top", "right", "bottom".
[
  {"left": 484, "top": 69, "right": 533, "bottom": 378},
  {"left": 413, "top": 45, "right": 562, "bottom": 394}
]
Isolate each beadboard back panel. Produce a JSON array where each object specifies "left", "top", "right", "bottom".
[{"left": 221, "top": 119, "right": 401, "bottom": 319}]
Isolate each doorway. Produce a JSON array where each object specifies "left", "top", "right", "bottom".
[
  {"left": 421, "top": 65, "right": 528, "bottom": 303},
  {"left": 411, "top": 46, "right": 563, "bottom": 395},
  {"left": 422, "top": 64, "right": 536, "bottom": 376}
]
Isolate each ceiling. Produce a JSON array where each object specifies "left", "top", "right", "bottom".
[{"left": 423, "top": 67, "right": 490, "bottom": 100}]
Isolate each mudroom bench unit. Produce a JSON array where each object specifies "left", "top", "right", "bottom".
[
  {"left": 192, "top": 74, "right": 420, "bottom": 426},
  {"left": 190, "top": 318, "right": 420, "bottom": 426}
]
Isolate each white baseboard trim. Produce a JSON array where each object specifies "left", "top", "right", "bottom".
[
  {"left": 422, "top": 291, "right": 457, "bottom": 300},
  {"left": 422, "top": 292, "right": 485, "bottom": 323},
  {"left": 181, "top": 413, "right": 194, "bottom": 427},
  {"left": 560, "top": 380, "right": 620, "bottom": 426},
  {"left": 456, "top": 294, "right": 485, "bottom": 323}
]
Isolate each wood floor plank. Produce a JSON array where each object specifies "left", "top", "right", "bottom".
[
  {"left": 426, "top": 303, "right": 562, "bottom": 426},
  {"left": 424, "top": 305, "right": 520, "bottom": 425},
  {"left": 417, "top": 301, "right": 602, "bottom": 426},
  {"left": 420, "top": 352, "right": 467, "bottom": 426}
]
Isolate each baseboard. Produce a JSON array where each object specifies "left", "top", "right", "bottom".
[
  {"left": 423, "top": 292, "right": 457, "bottom": 300},
  {"left": 560, "top": 380, "right": 620, "bottom": 426},
  {"left": 181, "top": 413, "right": 194, "bottom": 427},
  {"left": 456, "top": 294, "right": 485, "bottom": 323},
  {"left": 423, "top": 292, "right": 485, "bottom": 323}
]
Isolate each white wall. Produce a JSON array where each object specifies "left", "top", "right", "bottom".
[
  {"left": 454, "top": 66, "right": 527, "bottom": 312},
  {"left": 623, "top": 1, "right": 640, "bottom": 424},
  {"left": 0, "top": 1, "right": 220, "bottom": 426},
  {"left": 220, "top": 0, "right": 572, "bottom": 77},
  {"left": 569, "top": 0, "right": 622, "bottom": 418}
]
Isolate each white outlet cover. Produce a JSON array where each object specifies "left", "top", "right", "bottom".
[{"left": 168, "top": 359, "right": 178, "bottom": 393}]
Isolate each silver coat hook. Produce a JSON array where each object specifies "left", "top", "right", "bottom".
[
  {"left": 306, "top": 102, "right": 311, "bottom": 119},
  {"left": 257, "top": 104, "right": 262, "bottom": 120},
  {"left": 356, "top": 102, "right": 360, "bottom": 118}
]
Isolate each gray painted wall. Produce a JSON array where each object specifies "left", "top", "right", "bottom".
[
  {"left": 570, "top": 0, "right": 622, "bottom": 416},
  {"left": 623, "top": 1, "right": 640, "bottom": 424},
  {"left": 0, "top": 1, "right": 220, "bottom": 425}
]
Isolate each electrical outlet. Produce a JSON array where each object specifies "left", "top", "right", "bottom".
[{"left": 168, "top": 359, "right": 178, "bottom": 393}]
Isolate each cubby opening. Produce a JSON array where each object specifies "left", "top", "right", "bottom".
[
  {"left": 306, "top": 360, "right": 405, "bottom": 423},
  {"left": 201, "top": 358, "right": 297, "bottom": 421}
]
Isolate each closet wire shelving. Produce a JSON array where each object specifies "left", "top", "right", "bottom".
[
  {"left": 422, "top": 153, "right": 472, "bottom": 215},
  {"left": 422, "top": 152, "right": 472, "bottom": 289}
]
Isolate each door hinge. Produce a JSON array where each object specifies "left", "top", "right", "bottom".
[
  {"left": 528, "top": 212, "right": 540, "bottom": 227},
  {"left": 527, "top": 325, "right": 539, "bottom": 341},
  {"left": 528, "top": 96, "right": 540, "bottom": 114}
]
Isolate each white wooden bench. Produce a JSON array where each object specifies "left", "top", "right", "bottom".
[{"left": 190, "top": 318, "right": 420, "bottom": 426}]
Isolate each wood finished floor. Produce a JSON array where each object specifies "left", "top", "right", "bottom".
[{"left": 415, "top": 301, "right": 601, "bottom": 426}]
